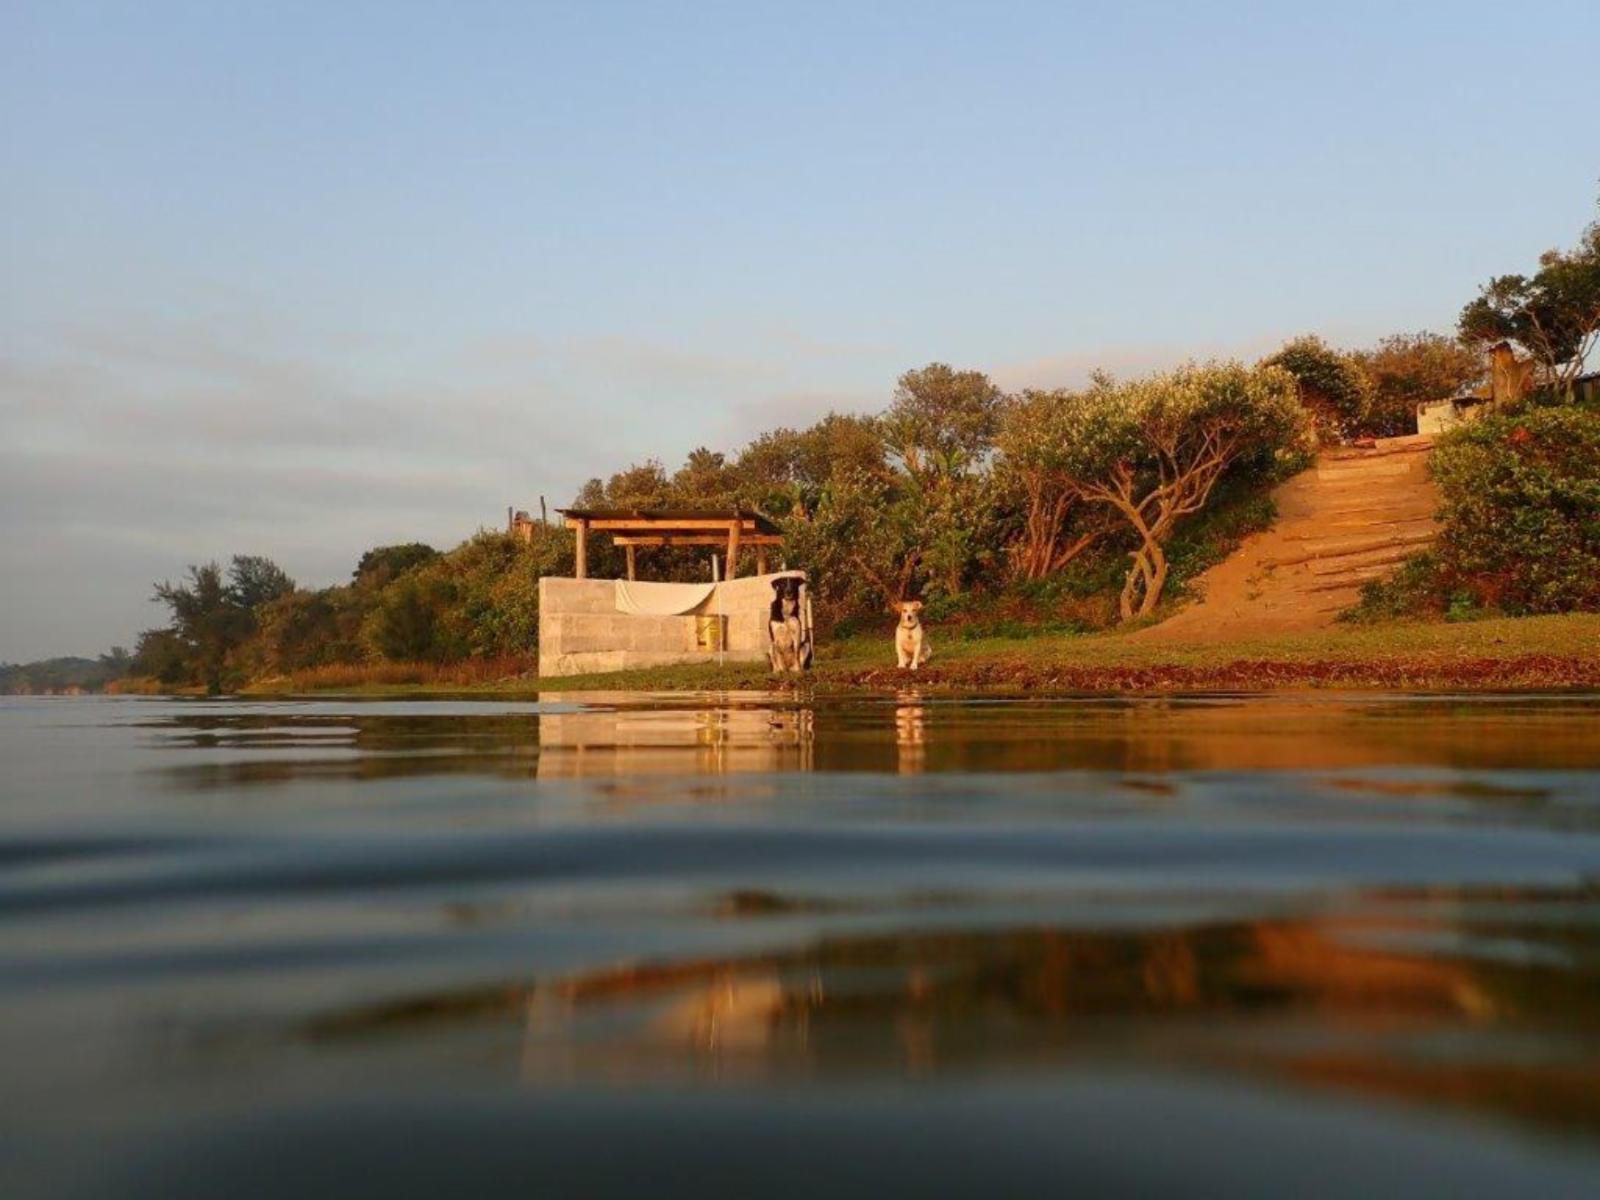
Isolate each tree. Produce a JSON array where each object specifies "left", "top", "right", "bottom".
[
  {"left": 1060, "top": 363, "right": 1306, "bottom": 620},
  {"left": 130, "top": 628, "right": 189, "bottom": 684},
  {"left": 354, "top": 543, "right": 439, "bottom": 586},
  {"left": 1262, "top": 336, "right": 1370, "bottom": 440},
  {"left": 1351, "top": 332, "right": 1484, "bottom": 437},
  {"left": 152, "top": 562, "right": 250, "bottom": 693},
  {"left": 736, "top": 413, "right": 888, "bottom": 519},
  {"left": 573, "top": 460, "right": 672, "bottom": 510},
  {"left": 671, "top": 447, "right": 740, "bottom": 505},
  {"left": 881, "top": 363, "right": 1003, "bottom": 480},
  {"left": 365, "top": 575, "right": 448, "bottom": 661},
  {"left": 995, "top": 390, "right": 1106, "bottom": 580},
  {"left": 228, "top": 555, "right": 295, "bottom": 610},
  {"left": 1459, "top": 208, "right": 1600, "bottom": 398}
]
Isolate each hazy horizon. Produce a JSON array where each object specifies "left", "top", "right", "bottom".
[{"left": 4, "top": 1, "right": 1598, "bottom": 661}]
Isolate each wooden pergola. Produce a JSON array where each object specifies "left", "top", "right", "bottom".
[{"left": 558, "top": 507, "right": 784, "bottom": 580}]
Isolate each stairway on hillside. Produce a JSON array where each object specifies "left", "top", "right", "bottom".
[{"left": 1136, "top": 434, "right": 1438, "bottom": 642}]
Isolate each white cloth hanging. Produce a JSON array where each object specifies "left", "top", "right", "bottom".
[{"left": 613, "top": 580, "right": 717, "bottom": 616}]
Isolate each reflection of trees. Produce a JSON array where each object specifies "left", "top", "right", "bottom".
[
  {"left": 148, "top": 712, "right": 545, "bottom": 788},
  {"left": 305, "top": 898, "right": 1600, "bottom": 1138}
]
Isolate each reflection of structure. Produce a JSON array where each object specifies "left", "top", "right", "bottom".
[{"left": 536, "top": 702, "right": 814, "bottom": 777}]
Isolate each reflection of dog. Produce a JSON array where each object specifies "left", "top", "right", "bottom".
[
  {"left": 769, "top": 582, "right": 804, "bottom": 673},
  {"left": 895, "top": 600, "right": 931, "bottom": 670}
]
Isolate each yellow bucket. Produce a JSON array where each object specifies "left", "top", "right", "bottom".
[{"left": 694, "top": 615, "right": 725, "bottom": 651}]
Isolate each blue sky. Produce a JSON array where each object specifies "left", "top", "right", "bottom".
[{"left": 3, "top": 0, "right": 1597, "bottom": 659}]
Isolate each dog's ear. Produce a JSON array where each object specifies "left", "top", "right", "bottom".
[{"left": 910, "top": 600, "right": 924, "bottom": 612}]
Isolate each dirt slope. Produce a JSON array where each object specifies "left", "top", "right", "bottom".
[{"left": 1137, "top": 434, "right": 1438, "bottom": 642}]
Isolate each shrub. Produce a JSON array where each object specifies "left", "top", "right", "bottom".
[
  {"left": 1351, "top": 333, "right": 1483, "bottom": 439},
  {"left": 1343, "top": 554, "right": 1447, "bottom": 622},
  {"left": 1262, "top": 336, "right": 1372, "bottom": 441},
  {"left": 1428, "top": 403, "right": 1600, "bottom": 613}
]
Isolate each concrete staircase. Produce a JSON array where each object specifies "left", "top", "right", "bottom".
[{"left": 1137, "top": 434, "right": 1438, "bottom": 642}]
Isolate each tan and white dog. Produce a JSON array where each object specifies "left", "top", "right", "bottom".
[{"left": 895, "top": 600, "right": 932, "bottom": 670}]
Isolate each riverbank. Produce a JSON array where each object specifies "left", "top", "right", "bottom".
[{"left": 210, "top": 612, "right": 1600, "bottom": 696}]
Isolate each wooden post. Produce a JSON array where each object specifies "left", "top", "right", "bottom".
[
  {"left": 725, "top": 520, "right": 741, "bottom": 580},
  {"left": 756, "top": 547, "right": 768, "bottom": 576},
  {"left": 574, "top": 519, "right": 588, "bottom": 579},
  {"left": 625, "top": 544, "right": 637, "bottom": 581}
]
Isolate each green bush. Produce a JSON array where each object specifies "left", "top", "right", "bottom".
[
  {"left": 1263, "top": 336, "right": 1371, "bottom": 441},
  {"left": 1429, "top": 403, "right": 1600, "bottom": 614}
]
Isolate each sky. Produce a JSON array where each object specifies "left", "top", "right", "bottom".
[{"left": 3, "top": 0, "right": 1598, "bottom": 661}]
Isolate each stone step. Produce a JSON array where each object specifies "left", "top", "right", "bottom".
[
  {"left": 1314, "top": 475, "right": 1430, "bottom": 494},
  {"left": 1306, "top": 544, "right": 1422, "bottom": 576},
  {"left": 1316, "top": 459, "right": 1424, "bottom": 481},
  {"left": 1284, "top": 515, "right": 1436, "bottom": 540},
  {"left": 1267, "top": 528, "right": 1436, "bottom": 567},
  {"left": 1312, "top": 505, "right": 1437, "bottom": 525},
  {"left": 1306, "top": 564, "right": 1403, "bottom": 592},
  {"left": 1323, "top": 436, "right": 1434, "bottom": 461}
]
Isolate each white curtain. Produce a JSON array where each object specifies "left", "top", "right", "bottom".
[{"left": 613, "top": 580, "right": 717, "bottom": 616}]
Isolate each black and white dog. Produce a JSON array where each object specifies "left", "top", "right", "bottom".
[{"left": 769, "top": 578, "right": 807, "bottom": 672}]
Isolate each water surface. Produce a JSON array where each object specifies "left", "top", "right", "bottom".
[{"left": 3, "top": 692, "right": 1600, "bottom": 1197}]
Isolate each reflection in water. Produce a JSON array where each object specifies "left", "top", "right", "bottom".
[
  {"left": 304, "top": 893, "right": 1600, "bottom": 1138},
  {"left": 538, "top": 704, "right": 815, "bottom": 777},
  {"left": 3, "top": 693, "right": 1600, "bottom": 1196},
  {"left": 895, "top": 690, "right": 926, "bottom": 775},
  {"left": 113, "top": 693, "right": 1600, "bottom": 791}
]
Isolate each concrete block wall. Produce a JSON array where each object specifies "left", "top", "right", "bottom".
[{"left": 538, "top": 574, "right": 793, "bottom": 677}]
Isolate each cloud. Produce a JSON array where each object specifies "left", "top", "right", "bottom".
[{"left": 0, "top": 315, "right": 622, "bottom": 658}]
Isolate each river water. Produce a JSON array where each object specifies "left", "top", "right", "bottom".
[{"left": 3, "top": 692, "right": 1600, "bottom": 1196}]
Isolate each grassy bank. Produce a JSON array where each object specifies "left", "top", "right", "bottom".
[{"left": 213, "top": 612, "right": 1600, "bottom": 696}]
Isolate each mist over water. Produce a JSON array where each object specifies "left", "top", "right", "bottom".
[{"left": 3, "top": 692, "right": 1600, "bottom": 1197}]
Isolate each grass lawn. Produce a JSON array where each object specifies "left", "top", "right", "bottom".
[{"left": 244, "top": 612, "right": 1600, "bottom": 695}]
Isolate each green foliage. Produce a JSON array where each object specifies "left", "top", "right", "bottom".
[
  {"left": 354, "top": 543, "right": 439, "bottom": 587},
  {"left": 1427, "top": 403, "right": 1600, "bottom": 613},
  {"left": 880, "top": 362, "right": 1003, "bottom": 479},
  {"left": 1263, "top": 335, "right": 1372, "bottom": 440},
  {"left": 1342, "top": 554, "right": 1445, "bottom": 623},
  {"left": 994, "top": 389, "right": 1106, "bottom": 580},
  {"left": 1351, "top": 332, "right": 1484, "bottom": 438},
  {"left": 152, "top": 562, "right": 250, "bottom": 693},
  {"left": 735, "top": 413, "right": 887, "bottom": 518},
  {"left": 365, "top": 574, "right": 452, "bottom": 661},
  {"left": 228, "top": 555, "right": 295, "bottom": 610},
  {"left": 0, "top": 655, "right": 128, "bottom": 694},
  {"left": 1053, "top": 361, "right": 1307, "bottom": 619},
  {"left": 1459, "top": 205, "right": 1600, "bottom": 396}
]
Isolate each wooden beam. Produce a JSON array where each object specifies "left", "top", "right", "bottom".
[
  {"left": 609, "top": 534, "right": 784, "bottom": 547},
  {"left": 624, "top": 544, "right": 636, "bottom": 581},
  {"left": 756, "top": 547, "right": 768, "bottom": 575},
  {"left": 725, "top": 520, "right": 741, "bottom": 580},
  {"left": 575, "top": 517, "right": 771, "bottom": 533},
  {"left": 574, "top": 519, "right": 588, "bottom": 579}
]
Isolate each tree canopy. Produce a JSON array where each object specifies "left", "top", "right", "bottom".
[{"left": 1459, "top": 203, "right": 1600, "bottom": 396}]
